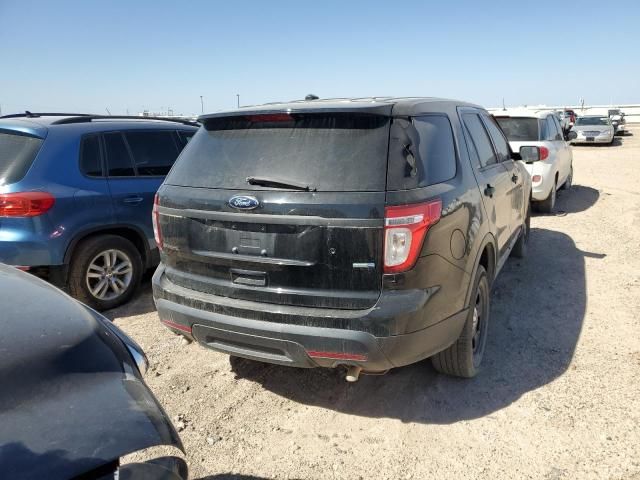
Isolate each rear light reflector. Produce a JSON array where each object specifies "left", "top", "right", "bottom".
[
  {"left": 0, "top": 192, "right": 55, "bottom": 217},
  {"left": 152, "top": 193, "right": 163, "bottom": 251},
  {"left": 14, "top": 266, "right": 31, "bottom": 271},
  {"left": 161, "top": 319, "right": 192, "bottom": 334},
  {"left": 383, "top": 199, "right": 442, "bottom": 274},
  {"left": 539, "top": 146, "right": 549, "bottom": 161},
  {"left": 307, "top": 350, "right": 368, "bottom": 361},
  {"left": 532, "top": 175, "right": 542, "bottom": 183}
]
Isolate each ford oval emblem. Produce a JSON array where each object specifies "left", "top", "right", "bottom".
[{"left": 228, "top": 195, "right": 260, "bottom": 210}]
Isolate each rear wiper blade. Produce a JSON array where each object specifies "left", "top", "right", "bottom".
[{"left": 246, "top": 176, "right": 316, "bottom": 192}]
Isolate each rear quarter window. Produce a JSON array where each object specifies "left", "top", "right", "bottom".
[
  {"left": 387, "top": 115, "right": 457, "bottom": 190},
  {"left": 79, "top": 134, "right": 103, "bottom": 177},
  {"left": 0, "top": 131, "right": 44, "bottom": 186},
  {"left": 125, "top": 130, "right": 179, "bottom": 176}
]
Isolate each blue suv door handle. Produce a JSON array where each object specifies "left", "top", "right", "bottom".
[{"left": 123, "top": 196, "right": 144, "bottom": 205}]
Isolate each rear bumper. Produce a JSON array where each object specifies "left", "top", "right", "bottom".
[
  {"left": 153, "top": 266, "right": 467, "bottom": 371},
  {"left": 570, "top": 132, "right": 614, "bottom": 144}
]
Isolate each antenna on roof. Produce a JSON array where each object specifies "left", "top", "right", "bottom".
[{"left": 305, "top": 94, "right": 319, "bottom": 101}]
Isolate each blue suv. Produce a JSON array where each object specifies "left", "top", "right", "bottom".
[{"left": 0, "top": 113, "right": 198, "bottom": 309}]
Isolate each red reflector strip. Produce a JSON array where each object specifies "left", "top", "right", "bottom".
[
  {"left": 306, "top": 350, "right": 367, "bottom": 361},
  {"left": 161, "top": 319, "right": 192, "bottom": 334},
  {"left": 14, "top": 266, "right": 31, "bottom": 271}
]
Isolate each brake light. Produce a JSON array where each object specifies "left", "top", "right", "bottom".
[
  {"left": 539, "top": 146, "right": 549, "bottom": 161},
  {"left": 0, "top": 192, "right": 55, "bottom": 217},
  {"left": 245, "top": 113, "right": 293, "bottom": 123},
  {"left": 383, "top": 199, "right": 442, "bottom": 274},
  {"left": 152, "top": 193, "right": 163, "bottom": 250}
]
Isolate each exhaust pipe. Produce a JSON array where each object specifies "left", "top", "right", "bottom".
[{"left": 345, "top": 365, "right": 362, "bottom": 383}]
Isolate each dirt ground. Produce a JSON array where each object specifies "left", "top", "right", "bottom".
[{"left": 108, "top": 127, "right": 640, "bottom": 480}]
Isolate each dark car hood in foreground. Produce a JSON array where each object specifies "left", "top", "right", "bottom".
[{"left": 0, "top": 264, "right": 182, "bottom": 479}]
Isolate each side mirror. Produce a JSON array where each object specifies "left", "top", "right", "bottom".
[
  {"left": 567, "top": 131, "right": 578, "bottom": 141},
  {"left": 519, "top": 146, "right": 540, "bottom": 163}
]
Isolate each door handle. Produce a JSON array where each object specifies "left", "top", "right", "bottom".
[
  {"left": 123, "top": 196, "right": 144, "bottom": 204},
  {"left": 511, "top": 173, "right": 519, "bottom": 183},
  {"left": 484, "top": 184, "right": 495, "bottom": 198}
]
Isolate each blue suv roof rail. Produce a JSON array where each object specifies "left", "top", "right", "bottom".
[
  {"left": 0, "top": 112, "right": 92, "bottom": 119},
  {"left": 50, "top": 115, "right": 199, "bottom": 127}
]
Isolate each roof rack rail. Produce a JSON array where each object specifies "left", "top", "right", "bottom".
[
  {"left": 0, "top": 112, "right": 93, "bottom": 119},
  {"left": 50, "top": 115, "right": 199, "bottom": 127}
]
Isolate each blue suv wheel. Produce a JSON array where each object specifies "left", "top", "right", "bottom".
[{"left": 68, "top": 234, "right": 143, "bottom": 310}]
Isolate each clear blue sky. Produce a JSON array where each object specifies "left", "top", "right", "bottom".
[{"left": 1, "top": 0, "right": 639, "bottom": 116}]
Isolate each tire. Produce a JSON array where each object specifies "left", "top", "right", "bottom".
[
  {"left": 431, "top": 265, "right": 490, "bottom": 378},
  {"left": 68, "top": 234, "right": 143, "bottom": 311},
  {"left": 537, "top": 179, "right": 556, "bottom": 214},
  {"left": 512, "top": 203, "right": 530, "bottom": 259},
  {"left": 561, "top": 165, "right": 573, "bottom": 190}
]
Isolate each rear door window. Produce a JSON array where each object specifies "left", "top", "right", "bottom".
[
  {"left": 0, "top": 131, "right": 43, "bottom": 185},
  {"left": 387, "top": 115, "right": 456, "bottom": 190},
  {"left": 79, "top": 134, "right": 103, "bottom": 177},
  {"left": 462, "top": 113, "right": 497, "bottom": 168},
  {"left": 547, "top": 116, "right": 561, "bottom": 140},
  {"left": 482, "top": 115, "right": 511, "bottom": 162},
  {"left": 165, "top": 113, "right": 390, "bottom": 192},
  {"left": 104, "top": 132, "right": 135, "bottom": 177},
  {"left": 124, "top": 130, "right": 178, "bottom": 176}
]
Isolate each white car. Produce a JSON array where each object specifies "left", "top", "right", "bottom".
[
  {"left": 569, "top": 116, "right": 615, "bottom": 145},
  {"left": 493, "top": 109, "right": 573, "bottom": 213}
]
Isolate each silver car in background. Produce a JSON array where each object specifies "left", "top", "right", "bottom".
[{"left": 569, "top": 116, "right": 615, "bottom": 145}]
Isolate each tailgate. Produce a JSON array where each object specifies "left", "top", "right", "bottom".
[{"left": 158, "top": 185, "right": 384, "bottom": 309}]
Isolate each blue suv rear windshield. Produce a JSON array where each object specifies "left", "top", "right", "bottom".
[{"left": 0, "top": 131, "right": 43, "bottom": 186}]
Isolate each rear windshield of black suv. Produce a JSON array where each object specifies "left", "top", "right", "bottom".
[
  {"left": 165, "top": 113, "right": 390, "bottom": 192},
  {"left": 0, "top": 131, "right": 43, "bottom": 186}
]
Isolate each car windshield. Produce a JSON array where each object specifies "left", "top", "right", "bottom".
[
  {"left": 165, "top": 112, "right": 391, "bottom": 192},
  {"left": 575, "top": 117, "right": 610, "bottom": 126},
  {"left": 0, "top": 131, "right": 44, "bottom": 186},
  {"left": 494, "top": 117, "right": 539, "bottom": 141}
]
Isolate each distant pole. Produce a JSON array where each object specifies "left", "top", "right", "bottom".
[
  {"left": 236, "top": 94, "right": 240, "bottom": 109},
  {"left": 200, "top": 96, "right": 204, "bottom": 114},
  {"left": 105, "top": 108, "right": 111, "bottom": 115}
]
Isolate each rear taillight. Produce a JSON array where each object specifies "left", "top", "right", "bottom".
[
  {"left": 383, "top": 199, "right": 442, "bottom": 274},
  {"left": 539, "top": 146, "right": 549, "bottom": 161},
  {"left": 0, "top": 192, "right": 55, "bottom": 217},
  {"left": 152, "top": 193, "right": 163, "bottom": 250}
]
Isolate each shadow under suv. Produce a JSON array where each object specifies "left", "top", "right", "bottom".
[
  {"left": 0, "top": 113, "right": 197, "bottom": 310},
  {"left": 152, "top": 97, "right": 533, "bottom": 379}
]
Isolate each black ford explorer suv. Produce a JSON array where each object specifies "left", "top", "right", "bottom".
[{"left": 152, "top": 97, "right": 535, "bottom": 380}]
